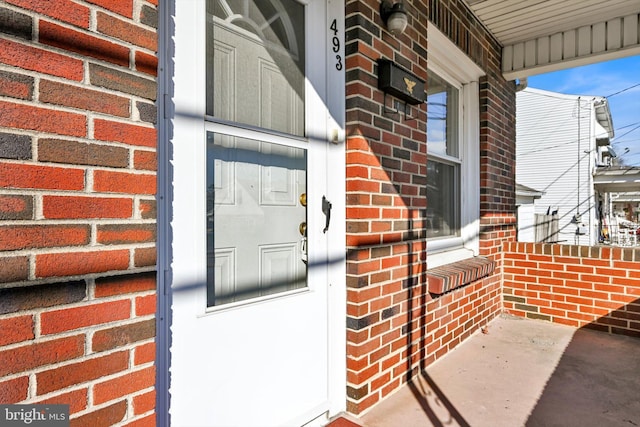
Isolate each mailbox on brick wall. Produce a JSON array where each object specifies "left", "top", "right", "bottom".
[{"left": 377, "top": 59, "right": 426, "bottom": 105}]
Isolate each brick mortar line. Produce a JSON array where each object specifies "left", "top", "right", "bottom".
[
  {"left": 85, "top": 167, "right": 95, "bottom": 194},
  {"left": 0, "top": 74, "right": 158, "bottom": 112},
  {"left": 91, "top": 1, "right": 157, "bottom": 31},
  {"left": 0, "top": 139, "right": 158, "bottom": 162},
  {"left": 0, "top": 96, "right": 157, "bottom": 128},
  {"left": 0, "top": 240, "right": 156, "bottom": 255},
  {"left": 0, "top": 132, "right": 158, "bottom": 152},
  {"left": 0, "top": 335, "right": 155, "bottom": 382},
  {"left": 0, "top": 97, "right": 89, "bottom": 119},
  {"left": 132, "top": 0, "right": 143, "bottom": 23},
  {"left": 89, "top": 114, "right": 157, "bottom": 130},
  {"left": 0, "top": 306, "right": 155, "bottom": 340},
  {"left": 128, "top": 149, "right": 136, "bottom": 171},
  {"left": 0, "top": 158, "right": 157, "bottom": 174},
  {"left": 92, "top": 291, "right": 157, "bottom": 304},
  {"left": 128, "top": 250, "right": 137, "bottom": 273},
  {"left": 69, "top": 384, "right": 156, "bottom": 419},
  {"left": 87, "top": 2, "right": 98, "bottom": 33},
  {"left": 67, "top": 384, "right": 156, "bottom": 422},
  {"left": 0, "top": 266, "right": 157, "bottom": 290},
  {"left": 85, "top": 109, "right": 96, "bottom": 139},
  {"left": 0, "top": 330, "right": 86, "bottom": 354},
  {"left": 27, "top": 253, "right": 36, "bottom": 281},
  {"left": 0, "top": 218, "right": 156, "bottom": 226},
  {"left": 23, "top": 385, "right": 85, "bottom": 408},
  {"left": 0, "top": 33, "right": 155, "bottom": 81},
  {"left": 89, "top": 223, "right": 98, "bottom": 246},
  {"left": 33, "top": 193, "right": 44, "bottom": 220},
  {"left": 0, "top": 0, "right": 152, "bottom": 31},
  {"left": 28, "top": 372, "right": 37, "bottom": 400},
  {"left": 32, "top": 9, "right": 156, "bottom": 52},
  {"left": 0, "top": 335, "right": 156, "bottom": 375},
  {"left": 0, "top": 62, "right": 156, "bottom": 102}
]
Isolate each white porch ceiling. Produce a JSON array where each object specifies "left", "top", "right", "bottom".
[
  {"left": 594, "top": 167, "right": 640, "bottom": 193},
  {"left": 463, "top": 0, "right": 640, "bottom": 80}
]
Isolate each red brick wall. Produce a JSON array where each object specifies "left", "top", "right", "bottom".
[
  {"left": 0, "top": 1, "right": 158, "bottom": 284},
  {"left": 504, "top": 242, "right": 640, "bottom": 337},
  {"left": 0, "top": 1, "right": 158, "bottom": 424},
  {"left": 345, "top": 0, "right": 428, "bottom": 414},
  {"left": 344, "top": 0, "right": 515, "bottom": 414},
  {"left": 346, "top": 273, "right": 501, "bottom": 413},
  {"left": 0, "top": 273, "right": 157, "bottom": 426}
]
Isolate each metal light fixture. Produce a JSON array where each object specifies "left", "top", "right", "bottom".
[{"left": 380, "top": 1, "right": 408, "bottom": 36}]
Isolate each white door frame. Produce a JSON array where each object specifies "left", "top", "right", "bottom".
[{"left": 156, "top": 1, "right": 346, "bottom": 425}]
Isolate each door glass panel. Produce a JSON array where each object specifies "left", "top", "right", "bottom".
[
  {"left": 207, "top": 132, "right": 308, "bottom": 306},
  {"left": 206, "top": 0, "right": 305, "bottom": 136}
]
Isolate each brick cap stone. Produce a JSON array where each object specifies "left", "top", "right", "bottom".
[{"left": 427, "top": 257, "right": 496, "bottom": 295}]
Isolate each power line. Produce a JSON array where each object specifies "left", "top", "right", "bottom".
[
  {"left": 518, "top": 136, "right": 595, "bottom": 156},
  {"left": 612, "top": 138, "right": 640, "bottom": 145},
  {"left": 606, "top": 82, "right": 640, "bottom": 98},
  {"left": 611, "top": 122, "right": 640, "bottom": 144},
  {"left": 616, "top": 123, "right": 640, "bottom": 141},
  {"left": 615, "top": 121, "right": 640, "bottom": 131}
]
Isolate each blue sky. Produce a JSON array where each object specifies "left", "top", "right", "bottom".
[{"left": 528, "top": 55, "right": 640, "bottom": 166}]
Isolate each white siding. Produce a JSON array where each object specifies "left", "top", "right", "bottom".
[
  {"left": 516, "top": 203, "right": 536, "bottom": 242},
  {"left": 516, "top": 88, "right": 597, "bottom": 245}
]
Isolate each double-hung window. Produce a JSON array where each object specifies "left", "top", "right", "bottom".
[
  {"left": 427, "top": 72, "right": 460, "bottom": 240},
  {"left": 426, "top": 25, "right": 484, "bottom": 267}
]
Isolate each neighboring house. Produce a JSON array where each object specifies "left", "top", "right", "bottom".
[
  {"left": 516, "top": 88, "right": 615, "bottom": 245},
  {"left": 594, "top": 167, "right": 640, "bottom": 245},
  {"left": 0, "top": 1, "right": 639, "bottom": 427}
]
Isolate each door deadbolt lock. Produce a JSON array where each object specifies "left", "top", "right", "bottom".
[{"left": 299, "top": 222, "right": 307, "bottom": 236}]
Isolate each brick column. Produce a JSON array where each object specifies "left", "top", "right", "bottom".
[
  {"left": 0, "top": 1, "right": 158, "bottom": 424},
  {"left": 344, "top": 0, "right": 516, "bottom": 414}
]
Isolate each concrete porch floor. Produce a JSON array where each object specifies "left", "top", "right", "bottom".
[{"left": 359, "top": 314, "right": 640, "bottom": 427}]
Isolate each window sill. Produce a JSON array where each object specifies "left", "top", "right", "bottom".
[
  {"left": 427, "top": 257, "right": 496, "bottom": 295},
  {"left": 426, "top": 244, "right": 474, "bottom": 269}
]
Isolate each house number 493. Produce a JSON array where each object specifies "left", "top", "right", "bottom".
[{"left": 330, "top": 19, "right": 342, "bottom": 70}]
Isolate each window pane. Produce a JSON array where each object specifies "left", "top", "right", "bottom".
[
  {"left": 206, "top": 0, "right": 305, "bottom": 136},
  {"left": 207, "top": 132, "right": 308, "bottom": 306},
  {"left": 427, "top": 73, "right": 458, "bottom": 158},
  {"left": 426, "top": 160, "right": 459, "bottom": 239}
]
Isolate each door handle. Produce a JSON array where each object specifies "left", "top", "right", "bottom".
[
  {"left": 322, "top": 196, "right": 332, "bottom": 233},
  {"left": 299, "top": 221, "right": 307, "bottom": 263},
  {"left": 300, "top": 237, "right": 308, "bottom": 264}
]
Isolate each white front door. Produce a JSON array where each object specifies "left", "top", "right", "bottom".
[{"left": 163, "top": 0, "right": 344, "bottom": 426}]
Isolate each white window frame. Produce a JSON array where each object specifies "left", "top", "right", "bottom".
[
  {"left": 427, "top": 69, "right": 463, "bottom": 240},
  {"left": 427, "top": 24, "right": 484, "bottom": 268}
]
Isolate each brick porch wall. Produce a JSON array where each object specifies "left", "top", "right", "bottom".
[
  {"left": 344, "top": 0, "right": 515, "bottom": 415},
  {"left": 503, "top": 242, "right": 640, "bottom": 337},
  {"left": 0, "top": 274, "right": 156, "bottom": 426},
  {"left": 0, "top": 1, "right": 158, "bottom": 424}
]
